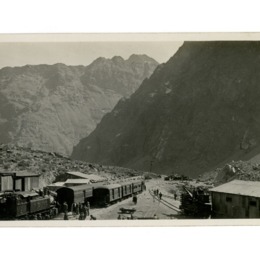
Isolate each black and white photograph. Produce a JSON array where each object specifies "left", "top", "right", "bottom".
[{"left": 1, "top": 34, "right": 260, "bottom": 224}]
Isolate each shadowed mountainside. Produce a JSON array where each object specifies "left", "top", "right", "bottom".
[{"left": 72, "top": 41, "right": 260, "bottom": 177}]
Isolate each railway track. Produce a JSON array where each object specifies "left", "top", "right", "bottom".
[{"left": 148, "top": 190, "right": 181, "bottom": 213}]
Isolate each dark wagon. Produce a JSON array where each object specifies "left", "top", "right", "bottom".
[
  {"left": 56, "top": 184, "right": 93, "bottom": 211},
  {"left": 93, "top": 184, "right": 122, "bottom": 206}
]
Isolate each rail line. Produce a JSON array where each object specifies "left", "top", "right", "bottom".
[{"left": 148, "top": 190, "right": 181, "bottom": 212}]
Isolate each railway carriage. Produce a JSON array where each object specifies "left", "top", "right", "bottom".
[
  {"left": 92, "top": 184, "right": 122, "bottom": 206},
  {"left": 56, "top": 184, "right": 93, "bottom": 211},
  {"left": 132, "top": 180, "right": 143, "bottom": 194},
  {"left": 121, "top": 182, "right": 133, "bottom": 198}
]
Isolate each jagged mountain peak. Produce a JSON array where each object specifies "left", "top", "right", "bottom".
[{"left": 127, "top": 54, "right": 157, "bottom": 63}]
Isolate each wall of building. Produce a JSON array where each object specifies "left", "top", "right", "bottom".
[
  {"left": 24, "top": 177, "right": 39, "bottom": 191},
  {"left": 211, "top": 192, "right": 260, "bottom": 218},
  {"left": 0, "top": 176, "right": 13, "bottom": 191},
  {"left": 15, "top": 179, "right": 22, "bottom": 191}
]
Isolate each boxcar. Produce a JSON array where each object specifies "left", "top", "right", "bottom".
[
  {"left": 132, "top": 180, "right": 143, "bottom": 194},
  {"left": 56, "top": 184, "right": 93, "bottom": 211},
  {"left": 121, "top": 182, "right": 133, "bottom": 198},
  {"left": 93, "top": 184, "right": 122, "bottom": 206}
]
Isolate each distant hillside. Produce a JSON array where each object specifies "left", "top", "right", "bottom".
[
  {"left": 0, "top": 55, "right": 158, "bottom": 155},
  {"left": 0, "top": 144, "right": 148, "bottom": 187},
  {"left": 72, "top": 41, "right": 260, "bottom": 177}
]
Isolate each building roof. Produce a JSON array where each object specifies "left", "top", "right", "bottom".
[
  {"left": 65, "top": 179, "right": 90, "bottom": 184},
  {"left": 67, "top": 171, "right": 107, "bottom": 182},
  {"left": 0, "top": 172, "right": 15, "bottom": 177},
  {"left": 67, "top": 171, "right": 88, "bottom": 179},
  {"left": 0, "top": 171, "right": 40, "bottom": 178},
  {"left": 210, "top": 180, "right": 260, "bottom": 197},
  {"left": 15, "top": 171, "right": 40, "bottom": 177}
]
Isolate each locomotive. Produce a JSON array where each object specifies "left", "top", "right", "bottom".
[{"left": 0, "top": 190, "right": 57, "bottom": 220}]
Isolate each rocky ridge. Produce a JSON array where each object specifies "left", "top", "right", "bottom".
[
  {"left": 0, "top": 55, "right": 158, "bottom": 155},
  {"left": 202, "top": 160, "right": 260, "bottom": 185},
  {"left": 0, "top": 143, "right": 148, "bottom": 187}
]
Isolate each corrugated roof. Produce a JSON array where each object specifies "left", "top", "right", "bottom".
[
  {"left": 47, "top": 182, "right": 65, "bottom": 187},
  {"left": 16, "top": 171, "right": 40, "bottom": 177},
  {"left": 67, "top": 171, "right": 107, "bottom": 182},
  {"left": 67, "top": 171, "right": 89, "bottom": 179},
  {"left": 65, "top": 179, "right": 90, "bottom": 184},
  {"left": 210, "top": 180, "right": 260, "bottom": 197},
  {"left": 0, "top": 171, "right": 40, "bottom": 177}
]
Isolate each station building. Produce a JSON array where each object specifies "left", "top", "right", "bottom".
[
  {"left": 210, "top": 180, "right": 260, "bottom": 218},
  {"left": 0, "top": 171, "right": 40, "bottom": 192}
]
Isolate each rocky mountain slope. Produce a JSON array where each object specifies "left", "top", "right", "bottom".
[
  {"left": 0, "top": 144, "right": 147, "bottom": 187},
  {"left": 0, "top": 55, "right": 158, "bottom": 155},
  {"left": 202, "top": 160, "right": 260, "bottom": 186},
  {"left": 72, "top": 41, "right": 260, "bottom": 177}
]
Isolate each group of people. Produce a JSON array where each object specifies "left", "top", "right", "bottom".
[{"left": 62, "top": 201, "right": 91, "bottom": 220}]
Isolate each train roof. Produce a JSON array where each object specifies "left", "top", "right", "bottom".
[
  {"left": 94, "top": 183, "right": 122, "bottom": 190},
  {"left": 65, "top": 179, "right": 90, "bottom": 184},
  {"left": 120, "top": 181, "right": 135, "bottom": 186},
  {"left": 131, "top": 179, "right": 143, "bottom": 184}
]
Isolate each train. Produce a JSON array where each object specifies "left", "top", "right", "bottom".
[
  {"left": 56, "top": 179, "right": 145, "bottom": 210},
  {"left": 0, "top": 178, "right": 145, "bottom": 219}
]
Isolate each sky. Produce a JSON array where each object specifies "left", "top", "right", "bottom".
[{"left": 0, "top": 41, "right": 183, "bottom": 68}]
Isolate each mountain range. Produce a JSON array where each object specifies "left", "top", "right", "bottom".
[
  {"left": 0, "top": 54, "right": 158, "bottom": 155},
  {"left": 72, "top": 41, "right": 260, "bottom": 177}
]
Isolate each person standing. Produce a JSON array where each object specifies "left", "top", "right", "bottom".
[
  {"left": 72, "top": 202, "right": 77, "bottom": 214},
  {"left": 63, "top": 202, "right": 68, "bottom": 213},
  {"left": 86, "top": 201, "right": 90, "bottom": 217},
  {"left": 75, "top": 203, "right": 79, "bottom": 215},
  {"left": 82, "top": 204, "right": 87, "bottom": 220}
]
